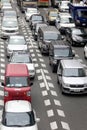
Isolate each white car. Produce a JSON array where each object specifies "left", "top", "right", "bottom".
[
  {"left": 25, "top": 8, "right": 40, "bottom": 21},
  {"left": 55, "top": 13, "right": 75, "bottom": 34},
  {"left": 59, "top": 0, "right": 70, "bottom": 12},
  {"left": 1, "top": 17, "right": 19, "bottom": 39},
  {"left": 6, "top": 35, "right": 28, "bottom": 57},
  {"left": 57, "top": 59, "right": 87, "bottom": 94},
  {"left": 9, "top": 52, "right": 35, "bottom": 78},
  {"left": 0, "top": 100, "right": 39, "bottom": 130}
]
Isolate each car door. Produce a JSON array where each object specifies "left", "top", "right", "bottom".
[{"left": 57, "top": 62, "right": 63, "bottom": 84}]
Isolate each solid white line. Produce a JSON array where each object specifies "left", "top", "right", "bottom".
[{"left": 40, "top": 69, "right": 49, "bottom": 90}]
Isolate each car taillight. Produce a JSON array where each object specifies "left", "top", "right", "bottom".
[
  {"left": 27, "top": 91, "right": 31, "bottom": 96},
  {"left": 4, "top": 91, "right": 9, "bottom": 96}
]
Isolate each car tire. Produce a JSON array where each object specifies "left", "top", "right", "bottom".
[
  {"left": 84, "top": 51, "right": 87, "bottom": 59},
  {"left": 52, "top": 65, "right": 55, "bottom": 73}
]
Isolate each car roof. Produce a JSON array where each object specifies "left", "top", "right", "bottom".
[
  {"left": 39, "top": 26, "right": 60, "bottom": 33},
  {"left": 5, "top": 100, "right": 32, "bottom": 112},
  {"left": 61, "top": 59, "right": 83, "bottom": 69},
  {"left": 6, "top": 64, "right": 29, "bottom": 76}
]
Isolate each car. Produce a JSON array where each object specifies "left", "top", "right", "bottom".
[
  {"left": 2, "top": 10, "right": 18, "bottom": 18},
  {"left": 6, "top": 35, "right": 28, "bottom": 57},
  {"left": 49, "top": 40, "right": 75, "bottom": 72},
  {"left": 25, "top": 7, "right": 40, "bottom": 21},
  {"left": 37, "top": 26, "right": 62, "bottom": 54},
  {"left": 84, "top": 43, "right": 87, "bottom": 59},
  {"left": 1, "top": 100, "right": 39, "bottom": 130},
  {"left": 1, "top": 64, "right": 33, "bottom": 103},
  {"left": 1, "top": 17, "right": 19, "bottom": 39},
  {"left": 57, "top": 59, "right": 87, "bottom": 94},
  {"left": 33, "top": 22, "right": 47, "bottom": 40},
  {"left": 58, "top": 0, "right": 70, "bottom": 12},
  {"left": 55, "top": 13, "right": 75, "bottom": 34},
  {"left": 1, "top": 2, "right": 12, "bottom": 11},
  {"left": 29, "top": 14, "right": 44, "bottom": 30},
  {"left": 9, "top": 52, "right": 35, "bottom": 79},
  {"left": 46, "top": 9, "right": 59, "bottom": 25},
  {"left": 66, "top": 27, "right": 87, "bottom": 46}
]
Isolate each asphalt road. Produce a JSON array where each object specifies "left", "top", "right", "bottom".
[{"left": 0, "top": 1, "right": 87, "bottom": 130}]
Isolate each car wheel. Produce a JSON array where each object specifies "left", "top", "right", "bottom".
[{"left": 61, "top": 85, "right": 64, "bottom": 94}]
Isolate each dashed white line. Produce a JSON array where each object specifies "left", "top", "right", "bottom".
[
  {"left": 61, "top": 121, "right": 70, "bottom": 130},
  {"left": 50, "top": 121, "right": 58, "bottom": 130},
  {"left": 57, "top": 109, "right": 65, "bottom": 117},
  {"left": 47, "top": 109, "right": 54, "bottom": 117},
  {"left": 54, "top": 99, "right": 62, "bottom": 106},
  {"left": 44, "top": 99, "right": 51, "bottom": 106}
]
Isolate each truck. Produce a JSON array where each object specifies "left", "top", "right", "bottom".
[
  {"left": 69, "top": 3, "right": 87, "bottom": 26},
  {"left": 17, "top": 0, "right": 37, "bottom": 12}
]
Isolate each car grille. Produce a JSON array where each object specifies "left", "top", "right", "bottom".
[
  {"left": 6, "top": 30, "right": 15, "bottom": 33},
  {"left": 70, "top": 85, "right": 84, "bottom": 88}
]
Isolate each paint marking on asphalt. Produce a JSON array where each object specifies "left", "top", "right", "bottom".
[
  {"left": 54, "top": 99, "right": 62, "bottom": 106},
  {"left": 47, "top": 109, "right": 54, "bottom": 117},
  {"left": 44, "top": 99, "right": 51, "bottom": 106},
  {"left": 50, "top": 90, "right": 57, "bottom": 97},
  {"left": 57, "top": 109, "right": 65, "bottom": 117},
  {"left": 50, "top": 121, "right": 58, "bottom": 130},
  {"left": 40, "top": 82, "right": 45, "bottom": 88},
  {"left": 42, "top": 90, "right": 48, "bottom": 96},
  {"left": 61, "top": 121, "right": 70, "bottom": 130},
  {"left": 40, "top": 69, "right": 49, "bottom": 90}
]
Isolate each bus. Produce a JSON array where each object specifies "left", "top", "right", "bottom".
[
  {"left": 17, "top": 0, "right": 37, "bottom": 12},
  {"left": 37, "top": 0, "right": 49, "bottom": 7}
]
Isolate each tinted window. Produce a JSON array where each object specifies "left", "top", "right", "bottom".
[
  {"left": 6, "top": 77, "right": 30, "bottom": 87},
  {"left": 2, "top": 111, "right": 35, "bottom": 127},
  {"left": 63, "top": 68, "right": 86, "bottom": 77}
]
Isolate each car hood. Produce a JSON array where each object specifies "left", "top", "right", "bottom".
[
  {"left": 1, "top": 124, "right": 38, "bottom": 130},
  {"left": 60, "top": 23, "right": 75, "bottom": 28},
  {"left": 7, "top": 45, "right": 27, "bottom": 50},
  {"left": 2, "top": 26, "right": 18, "bottom": 30},
  {"left": 63, "top": 77, "right": 87, "bottom": 85}
]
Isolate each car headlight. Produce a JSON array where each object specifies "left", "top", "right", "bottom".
[{"left": 62, "top": 82, "right": 70, "bottom": 87}]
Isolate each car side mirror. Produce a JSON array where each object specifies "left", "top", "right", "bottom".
[{"left": 58, "top": 72, "right": 62, "bottom": 76}]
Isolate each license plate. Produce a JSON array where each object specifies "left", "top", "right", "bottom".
[{"left": 73, "top": 89, "right": 81, "bottom": 92}]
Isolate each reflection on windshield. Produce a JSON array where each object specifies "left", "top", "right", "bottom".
[
  {"left": 9, "top": 38, "right": 25, "bottom": 45},
  {"left": 2, "top": 111, "right": 35, "bottom": 127},
  {"left": 54, "top": 48, "right": 72, "bottom": 57},
  {"left": 63, "top": 68, "right": 86, "bottom": 77},
  {"left": 6, "top": 77, "right": 29, "bottom": 87},
  {"left": 44, "top": 33, "right": 60, "bottom": 40}
]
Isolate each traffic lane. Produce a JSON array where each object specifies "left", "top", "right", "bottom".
[{"left": 40, "top": 50, "right": 87, "bottom": 130}]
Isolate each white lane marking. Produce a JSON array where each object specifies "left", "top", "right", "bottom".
[
  {"left": 44, "top": 99, "right": 51, "bottom": 106},
  {"left": 1, "top": 69, "right": 5, "bottom": 73},
  {"left": 36, "top": 69, "right": 41, "bottom": 74},
  {"left": 43, "top": 69, "right": 49, "bottom": 74},
  {"left": 31, "top": 54, "right": 35, "bottom": 57},
  {"left": 57, "top": 109, "right": 65, "bottom": 117},
  {"left": 1, "top": 58, "right": 5, "bottom": 62},
  {"left": 61, "top": 121, "right": 70, "bottom": 130},
  {"left": 54, "top": 99, "right": 62, "bottom": 106},
  {"left": 46, "top": 75, "right": 51, "bottom": 80},
  {"left": 39, "top": 58, "right": 44, "bottom": 62},
  {"left": 36, "top": 49, "right": 40, "bottom": 53},
  {"left": 40, "top": 82, "right": 45, "bottom": 88},
  {"left": 0, "top": 100, "right": 4, "bottom": 106},
  {"left": 1, "top": 54, "right": 5, "bottom": 57},
  {"left": 34, "top": 63, "right": 39, "bottom": 68},
  {"left": 1, "top": 76, "right": 4, "bottom": 80},
  {"left": 48, "top": 83, "right": 54, "bottom": 88},
  {"left": 29, "top": 49, "right": 34, "bottom": 53},
  {"left": 47, "top": 109, "right": 54, "bottom": 117},
  {"left": 50, "top": 90, "right": 57, "bottom": 96},
  {"left": 0, "top": 91, "right": 4, "bottom": 96},
  {"left": 40, "top": 69, "right": 49, "bottom": 90},
  {"left": 37, "top": 54, "right": 42, "bottom": 57},
  {"left": 0, "top": 49, "right": 4, "bottom": 53},
  {"left": 50, "top": 121, "right": 58, "bottom": 130},
  {"left": 38, "top": 75, "right": 43, "bottom": 80},
  {"left": 41, "top": 63, "right": 46, "bottom": 68},
  {"left": 1, "top": 64, "right": 5, "bottom": 68},
  {"left": 42, "top": 90, "right": 48, "bottom": 96}
]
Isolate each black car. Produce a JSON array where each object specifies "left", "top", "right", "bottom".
[
  {"left": 66, "top": 27, "right": 87, "bottom": 46},
  {"left": 29, "top": 14, "right": 45, "bottom": 30},
  {"left": 49, "top": 40, "right": 75, "bottom": 72}
]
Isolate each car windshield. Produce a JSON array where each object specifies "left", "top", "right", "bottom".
[
  {"left": 72, "top": 28, "right": 87, "bottom": 35},
  {"left": 2, "top": 20, "right": 18, "bottom": 27},
  {"left": 27, "top": 10, "right": 37, "bottom": 13},
  {"left": 6, "top": 76, "right": 29, "bottom": 87},
  {"left": 9, "top": 37, "right": 25, "bottom": 45},
  {"left": 2, "top": 111, "right": 35, "bottom": 127},
  {"left": 54, "top": 48, "right": 72, "bottom": 57},
  {"left": 11, "top": 55, "right": 32, "bottom": 63},
  {"left": 49, "top": 12, "right": 58, "bottom": 17},
  {"left": 61, "top": 17, "right": 74, "bottom": 23},
  {"left": 32, "top": 16, "right": 43, "bottom": 21},
  {"left": 44, "top": 33, "right": 60, "bottom": 40},
  {"left": 63, "top": 68, "right": 86, "bottom": 77}
]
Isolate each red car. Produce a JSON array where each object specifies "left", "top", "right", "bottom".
[{"left": 2, "top": 64, "right": 33, "bottom": 103}]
